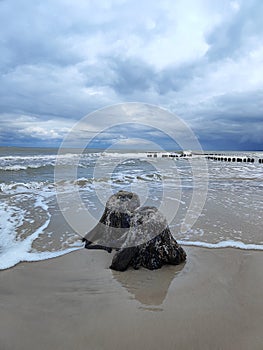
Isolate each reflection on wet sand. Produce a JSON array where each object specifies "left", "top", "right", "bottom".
[{"left": 111, "top": 263, "right": 186, "bottom": 310}]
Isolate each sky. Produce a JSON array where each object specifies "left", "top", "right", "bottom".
[{"left": 0, "top": 0, "right": 262, "bottom": 150}]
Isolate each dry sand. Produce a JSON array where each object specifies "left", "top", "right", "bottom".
[{"left": 0, "top": 247, "right": 263, "bottom": 350}]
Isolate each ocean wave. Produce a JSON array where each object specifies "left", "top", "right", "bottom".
[
  {"left": 0, "top": 152, "right": 96, "bottom": 172},
  {"left": 0, "top": 246, "right": 83, "bottom": 270},
  {"left": 0, "top": 153, "right": 80, "bottom": 161},
  {"left": 0, "top": 191, "right": 84, "bottom": 270},
  {"left": 0, "top": 173, "right": 161, "bottom": 195},
  {"left": 101, "top": 152, "right": 148, "bottom": 158},
  {"left": 0, "top": 163, "right": 54, "bottom": 171},
  {"left": 0, "top": 204, "right": 50, "bottom": 270},
  {"left": 178, "top": 240, "right": 263, "bottom": 250},
  {"left": 0, "top": 181, "right": 52, "bottom": 194}
]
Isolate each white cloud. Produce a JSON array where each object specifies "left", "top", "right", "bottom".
[
  {"left": 176, "top": 43, "right": 263, "bottom": 111},
  {"left": 21, "top": 126, "right": 60, "bottom": 139},
  {"left": 230, "top": 1, "right": 240, "bottom": 12}
]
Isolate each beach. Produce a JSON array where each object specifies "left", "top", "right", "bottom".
[
  {"left": 1, "top": 147, "right": 263, "bottom": 349},
  {"left": 1, "top": 246, "right": 263, "bottom": 350},
  {"left": 1, "top": 0, "right": 263, "bottom": 347}
]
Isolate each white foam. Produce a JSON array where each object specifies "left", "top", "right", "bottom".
[
  {"left": 0, "top": 203, "right": 26, "bottom": 268},
  {"left": 0, "top": 164, "right": 48, "bottom": 171},
  {"left": 0, "top": 203, "right": 83, "bottom": 270},
  {"left": 0, "top": 181, "right": 55, "bottom": 195},
  {"left": 0, "top": 197, "right": 49, "bottom": 269},
  {"left": 0, "top": 186, "right": 86, "bottom": 270},
  {"left": 0, "top": 245, "right": 83, "bottom": 270},
  {"left": 0, "top": 153, "right": 79, "bottom": 162},
  {"left": 0, "top": 153, "right": 91, "bottom": 172},
  {"left": 178, "top": 240, "right": 263, "bottom": 250},
  {"left": 2, "top": 246, "right": 84, "bottom": 270},
  {"left": 102, "top": 152, "right": 148, "bottom": 158}
]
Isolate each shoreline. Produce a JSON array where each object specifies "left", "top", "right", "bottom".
[
  {"left": 1, "top": 247, "right": 263, "bottom": 350},
  {"left": 2, "top": 240, "right": 263, "bottom": 273}
]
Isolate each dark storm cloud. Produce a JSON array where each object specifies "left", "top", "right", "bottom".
[
  {"left": 188, "top": 90, "right": 263, "bottom": 150},
  {"left": 156, "top": 62, "right": 203, "bottom": 95},
  {"left": 108, "top": 57, "right": 155, "bottom": 95},
  {"left": 100, "top": 56, "right": 206, "bottom": 97}
]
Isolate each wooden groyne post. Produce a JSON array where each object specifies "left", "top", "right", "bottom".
[{"left": 206, "top": 154, "right": 263, "bottom": 164}]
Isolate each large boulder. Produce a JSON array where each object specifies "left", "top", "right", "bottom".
[
  {"left": 83, "top": 190, "right": 186, "bottom": 271},
  {"left": 110, "top": 206, "right": 186, "bottom": 271},
  {"left": 83, "top": 190, "right": 140, "bottom": 249}
]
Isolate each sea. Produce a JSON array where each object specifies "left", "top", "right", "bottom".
[{"left": 0, "top": 146, "right": 262, "bottom": 270}]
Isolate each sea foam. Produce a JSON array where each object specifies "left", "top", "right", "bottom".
[
  {"left": 178, "top": 240, "right": 263, "bottom": 250},
  {"left": 0, "top": 197, "right": 83, "bottom": 270}
]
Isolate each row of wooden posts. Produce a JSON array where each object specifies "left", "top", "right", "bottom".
[{"left": 206, "top": 155, "right": 263, "bottom": 164}]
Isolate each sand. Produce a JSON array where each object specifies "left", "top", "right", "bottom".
[{"left": 1, "top": 247, "right": 263, "bottom": 350}]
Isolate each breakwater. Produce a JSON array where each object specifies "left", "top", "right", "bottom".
[{"left": 206, "top": 154, "right": 263, "bottom": 164}]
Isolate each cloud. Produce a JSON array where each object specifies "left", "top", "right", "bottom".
[
  {"left": 206, "top": 0, "right": 263, "bottom": 61},
  {"left": 187, "top": 90, "right": 263, "bottom": 150},
  {"left": 108, "top": 57, "right": 155, "bottom": 95},
  {"left": 0, "top": 0, "right": 263, "bottom": 149}
]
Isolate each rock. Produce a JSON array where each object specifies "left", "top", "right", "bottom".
[
  {"left": 83, "top": 190, "right": 186, "bottom": 271},
  {"left": 110, "top": 206, "right": 186, "bottom": 271},
  {"left": 109, "top": 246, "right": 139, "bottom": 272},
  {"left": 83, "top": 190, "right": 140, "bottom": 249}
]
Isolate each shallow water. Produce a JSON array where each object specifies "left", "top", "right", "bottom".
[{"left": 0, "top": 147, "right": 262, "bottom": 269}]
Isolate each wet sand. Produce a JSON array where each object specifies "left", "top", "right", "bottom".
[{"left": 1, "top": 247, "right": 263, "bottom": 350}]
